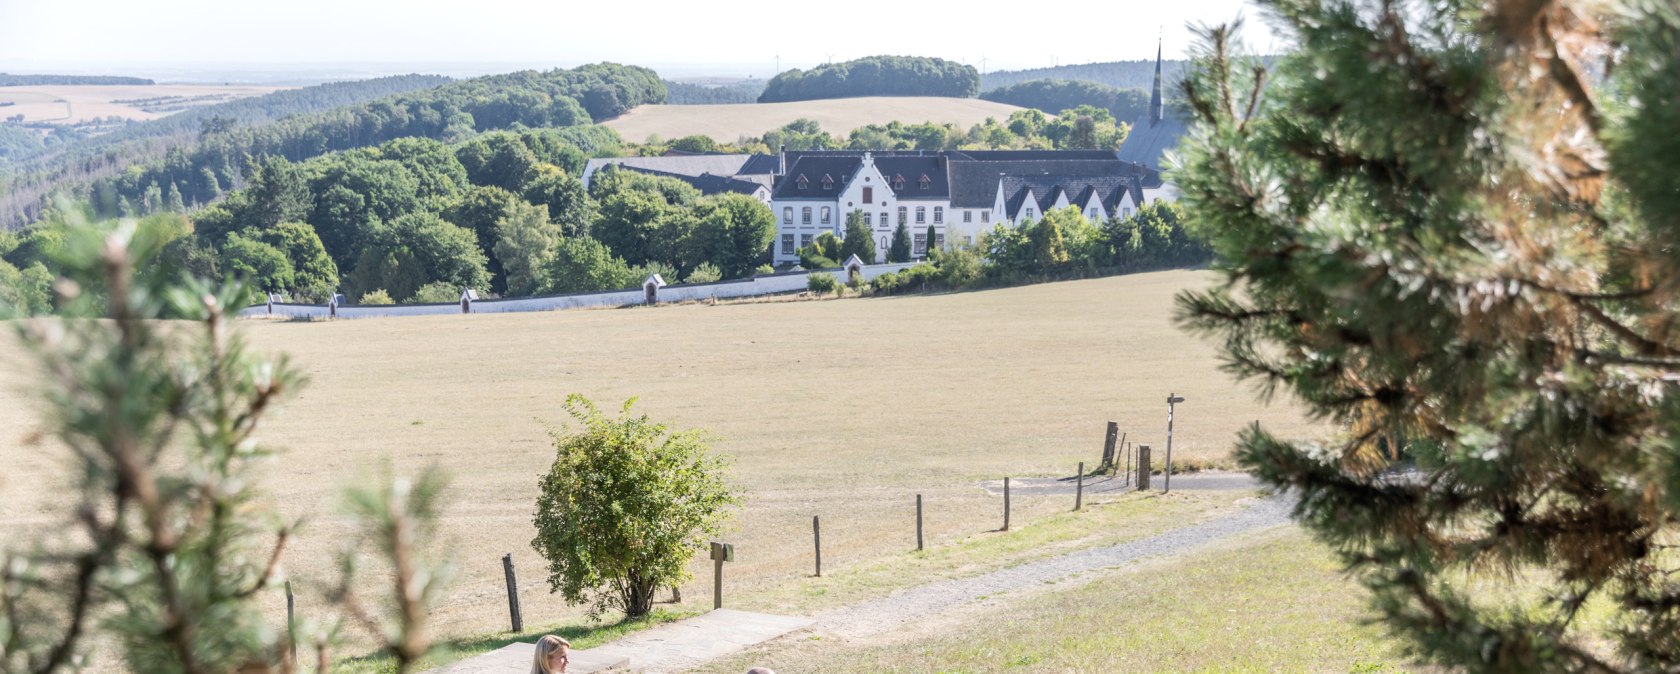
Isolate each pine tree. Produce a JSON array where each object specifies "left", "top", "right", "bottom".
[
  {"left": 924, "top": 224, "right": 938, "bottom": 259},
  {"left": 838, "top": 210, "right": 877, "bottom": 263},
  {"left": 888, "top": 221, "right": 912, "bottom": 262},
  {"left": 164, "top": 182, "right": 185, "bottom": 213},
  {"left": 1175, "top": 3, "right": 1680, "bottom": 671}
]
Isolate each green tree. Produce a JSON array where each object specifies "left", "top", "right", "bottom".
[
  {"left": 359, "top": 288, "right": 395, "bottom": 305},
  {"left": 1174, "top": 7, "right": 1680, "bottom": 672},
  {"left": 243, "top": 155, "right": 312, "bottom": 229},
  {"left": 494, "top": 201, "right": 561, "bottom": 297},
  {"left": 523, "top": 166, "right": 595, "bottom": 238},
  {"left": 541, "top": 236, "right": 637, "bottom": 294},
  {"left": 887, "top": 221, "right": 912, "bottom": 263},
  {"left": 221, "top": 231, "right": 296, "bottom": 293},
  {"left": 532, "top": 395, "right": 739, "bottom": 619},
  {"left": 345, "top": 212, "right": 489, "bottom": 302},
  {"left": 687, "top": 194, "right": 775, "bottom": 278},
  {"left": 446, "top": 185, "right": 524, "bottom": 293},
  {"left": 1026, "top": 212, "right": 1069, "bottom": 269},
  {"left": 923, "top": 224, "right": 938, "bottom": 259},
  {"left": 457, "top": 132, "right": 540, "bottom": 192},
  {"left": 407, "top": 280, "right": 461, "bottom": 304},
  {"left": 252, "top": 221, "right": 339, "bottom": 302},
  {"left": 837, "top": 210, "right": 878, "bottom": 264},
  {"left": 683, "top": 262, "right": 721, "bottom": 285}
]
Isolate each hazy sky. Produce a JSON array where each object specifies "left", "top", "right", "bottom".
[{"left": 0, "top": 0, "right": 1280, "bottom": 79}]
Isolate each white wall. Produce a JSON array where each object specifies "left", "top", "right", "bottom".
[{"left": 239, "top": 263, "right": 923, "bottom": 321}]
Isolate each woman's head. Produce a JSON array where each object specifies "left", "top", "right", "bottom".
[{"left": 531, "top": 634, "right": 571, "bottom": 674}]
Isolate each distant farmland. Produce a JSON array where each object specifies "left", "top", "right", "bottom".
[
  {"left": 604, "top": 96, "right": 1025, "bottom": 143},
  {"left": 0, "top": 84, "right": 290, "bottom": 124}
]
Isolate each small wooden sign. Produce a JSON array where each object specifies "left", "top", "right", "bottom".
[{"left": 710, "top": 542, "right": 734, "bottom": 562}]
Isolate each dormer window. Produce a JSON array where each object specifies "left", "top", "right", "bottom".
[
  {"left": 822, "top": 174, "right": 834, "bottom": 189},
  {"left": 918, "top": 174, "right": 931, "bottom": 190},
  {"left": 893, "top": 175, "right": 905, "bottom": 191},
  {"left": 797, "top": 174, "right": 809, "bottom": 189}
]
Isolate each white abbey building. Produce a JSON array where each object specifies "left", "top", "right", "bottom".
[{"left": 767, "top": 148, "right": 1176, "bottom": 264}]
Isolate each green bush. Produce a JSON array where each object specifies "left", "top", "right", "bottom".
[
  {"left": 806, "top": 272, "right": 838, "bottom": 295},
  {"left": 407, "top": 280, "right": 460, "bottom": 304},
  {"left": 359, "top": 289, "right": 395, "bottom": 305},
  {"left": 683, "top": 262, "right": 721, "bottom": 285},
  {"left": 531, "top": 395, "right": 739, "bottom": 619}
]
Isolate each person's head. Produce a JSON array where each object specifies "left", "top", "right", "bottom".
[{"left": 531, "top": 634, "right": 571, "bottom": 674}]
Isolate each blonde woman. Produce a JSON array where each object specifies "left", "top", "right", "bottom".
[{"left": 531, "top": 634, "right": 571, "bottom": 674}]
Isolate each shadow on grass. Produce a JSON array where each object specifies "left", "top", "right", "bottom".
[{"left": 333, "top": 608, "right": 699, "bottom": 674}]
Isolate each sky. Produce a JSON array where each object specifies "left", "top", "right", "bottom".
[{"left": 0, "top": 0, "right": 1281, "bottom": 81}]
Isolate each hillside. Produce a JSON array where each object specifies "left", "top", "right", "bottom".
[
  {"left": 605, "top": 96, "right": 1024, "bottom": 143},
  {"left": 982, "top": 59, "right": 1189, "bottom": 92},
  {"left": 0, "top": 270, "right": 1326, "bottom": 642}
]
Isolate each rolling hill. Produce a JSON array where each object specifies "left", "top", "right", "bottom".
[{"left": 604, "top": 96, "right": 1025, "bottom": 143}]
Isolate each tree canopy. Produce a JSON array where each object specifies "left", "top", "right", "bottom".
[{"left": 759, "top": 56, "right": 979, "bottom": 102}]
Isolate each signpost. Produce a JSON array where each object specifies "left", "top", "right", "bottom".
[
  {"left": 1164, "top": 393, "right": 1185, "bottom": 493},
  {"left": 710, "top": 542, "right": 734, "bottom": 609}
]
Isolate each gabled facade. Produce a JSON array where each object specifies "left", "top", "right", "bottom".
[{"left": 769, "top": 149, "right": 1176, "bottom": 264}]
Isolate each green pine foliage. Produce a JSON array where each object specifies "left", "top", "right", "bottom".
[
  {"left": 1173, "top": 3, "right": 1680, "bottom": 671},
  {"left": 839, "top": 210, "right": 878, "bottom": 263},
  {"left": 888, "top": 222, "right": 913, "bottom": 262}
]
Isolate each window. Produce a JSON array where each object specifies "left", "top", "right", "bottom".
[
  {"left": 802, "top": 207, "right": 812, "bottom": 224},
  {"left": 935, "top": 233, "right": 945, "bottom": 249},
  {"left": 1025, "top": 208, "right": 1036, "bottom": 220},
  {"left": 913, "top": 233, "right": 927, "bottom": 256},
  {"left": 897, "top": 207, "right": 907, "bottom": 225},
  {"left": 893, "top": 176, "right": 905, "bottom": 190},
  {"left": 800, "top": 234, "right": 813, "bottom": 249},
  {"left": 1087, "top": 208, "right": 1098, "bottom": 219},
  {"left": 881, "top": 212, "right": 889, "bottom": 228},
  {"left": 933, "top": 207, "right": 943, "bottom": 224},
  {"left": 965, "top": 235, "right": 974, "bottom": 245},
  {"left": 863, "top": 187, "right": 873, "bottom": 203},
  {"left": 797, "top": 175, "right": 808, "bottom": 190},
  {"left": 781, "top": 234, "right": 795, "bottom": 255},
  {"left": 879, "top": 236, "right": 888, "bottom": 250},
  {"left": 820, "top": 207, "right": 831, "bottom": 225},
  {"left": 822, "top": 175, "right": 833, "bottom": 189},
  {"left": 981, "top": 211, "right": 990, "bottom": 223},
  {"left": 918, "top": 175, "right": 930, "bottom": 190},
  {"left": 783, "top": 207, "right": 792, "bottom": 224},
  {"left": 1122, "top": 207, "right": 1132, "bottom": 217},
  {"left": 963, "top": 210, "right": 972, "bottom": 223},
  {"left": 916, "top": 207, "right": 926, "bottom": 224},
  {"left": 863, "top": 211, "right": 873, "bottom": 226}
]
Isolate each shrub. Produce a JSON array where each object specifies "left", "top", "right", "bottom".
[
  {"left": 869, "top": 270, "right": 901, "bottom": 295},
  {"left": 753, "top": 263, "right": 774, "bottom": 276},
  {"left": 806, "top": 272, "right": 838, "bottom": 295},
  {"left": 359, "top": 288, "right": 395, "bottom": 305},
  {"left": 531, "top": 395, "right": 739, "bottom": 619},
  {"left": 407, "top": 280, "right": 460, "bottom": 304},
  {"left": 683, "top": 262, "right": 722, "bottom": 285}
]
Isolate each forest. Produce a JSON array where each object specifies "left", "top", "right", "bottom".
[
  {"left": 980, "top": 79, "right": 1154, "bottom": 124},
  {"left": 758, "top": 56, "right": 979, "bottom": 102},
  {"left": 0, "top": 73, "right": 154, "bottom": 86},
  {"left": 0, "top": 64, "right": 663, "bottom": 230},
  {"left": 980, "top": 59, "right": 1187, "bottom": 91},
  {"left": 664, "top": 79, "right": 765, "bottom": 105}
]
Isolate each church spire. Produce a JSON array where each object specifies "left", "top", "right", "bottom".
[{"left": 1149, "top": 34, "right": 1165, "bottom": 126}]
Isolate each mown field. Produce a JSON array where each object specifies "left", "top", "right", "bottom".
[
  {"left": 0, "top": 270, "right": 1329, "bottom": 649},
  {"left": 603, "top": 96, "right": 1025, "bottom": 143},
  {"left": 0, "top": 84, "right": 289, "bottom": 123}
]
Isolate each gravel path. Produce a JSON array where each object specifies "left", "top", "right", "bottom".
[
  {"left": 981, "top": 471, "right": 1263, "bottom": 496},
  {"left": 811, "top": 494, "right": 1293, "bottom": 640}
]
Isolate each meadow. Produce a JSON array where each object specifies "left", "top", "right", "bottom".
[
  {"left": 0, "top": 270, "right": 1329, "bottom": 649},
  {"left": 603, "top": 96, "right": 1025, "bottom": 143},
  {"left": 0, "top": 84, "right": 289, "bottom": 124}
]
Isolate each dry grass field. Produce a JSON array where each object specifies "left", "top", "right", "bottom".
[
  {"left": 603, "top": 96, "right": 1025, "bottom": 144},
  {"left": 0, "top": 84, "right": 289, "bottom": 123},
  {"left": 0, "top": 270, "right": 1329, "bottom": 650}
]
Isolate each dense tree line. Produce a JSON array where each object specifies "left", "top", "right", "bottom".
[
  {"left": 980, "top": 79, "right": 1154, "bottom": 123},
  {"left": 663, "top": 79, "right": 765, "bottom": 105},
  {"left": 1, "top": 64, "right": 663, "bottom": 230},
  {"left": 980, "top": 59, "right": 1188, "bottom": 91},
  {"left": 753, "top": 106, "right": 1129, "bottom": 152},
  {"left": 1, "top": 123, "right": 777, "bottom": 308},
  {"left": 0, "top": 73, "right": 153, "bottom": 86},
  {"left": 867, "top": 201, "right": 1203, "bottom": 295},
  {"left": 758, "top": 56, "right": 979, "bottom": 103}
]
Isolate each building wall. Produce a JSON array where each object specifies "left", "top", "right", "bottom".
[{"left": 240, "top": 263, "right": 922, "bottom": 321}]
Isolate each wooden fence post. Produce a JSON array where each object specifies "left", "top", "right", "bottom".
[
  {"left": 1003, "top": 477, "right": 1012, "bottom": 531},
  {"left": 813, "top": 515, "right": 822, "bottom": 577},
  {"left": 1115, "top": 433, "right": 1128, "bottom": 477},
  {"left": 285, "top": 580, "right": 296, "bottom": 665},
  {"left": 916, "top": 494, "right": 924, "bottom": 551},
  {"left": 1075, "top": 462, "right": 1085, "bottom": 511},
  {"left": 502, "top": 554, "right": 523, "bottom": 633},
  {"left": 1101, "top": 422, "right": 1119, "bottom": 471},
  {"left": 1137, "top": 445, "right": 1152, "bottom": 491}
]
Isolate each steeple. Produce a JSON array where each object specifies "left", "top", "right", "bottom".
[{"left": 1149, "top": 35, "right": 1165, "bottom": 126}]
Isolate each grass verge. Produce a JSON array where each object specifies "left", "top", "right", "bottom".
[{"left": 332, "top": 608, "right": 698, "bottom": 673}]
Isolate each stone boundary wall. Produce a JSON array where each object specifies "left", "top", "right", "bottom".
[{"left": 239, "top": 262, "right": 921, "bottom": 320}]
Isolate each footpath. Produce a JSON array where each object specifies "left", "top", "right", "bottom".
[{"left": 427, "top": 473, "right": 1283, "bottom": 673}]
